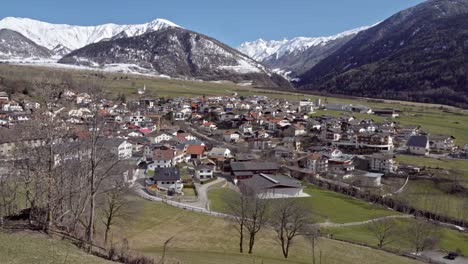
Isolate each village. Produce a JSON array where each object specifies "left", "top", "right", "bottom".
[{"left": 1, "top": 87, "right": 467, "bottom": 204}]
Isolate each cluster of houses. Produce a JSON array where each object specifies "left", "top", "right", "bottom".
[{"left": 1, "top": 89, "right": 466, "bottom": 199}]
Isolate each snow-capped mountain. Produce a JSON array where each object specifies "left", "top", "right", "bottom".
[
  {"left": 0, "top": 28, "right": 52, "bottom": 59},
  {"left": 59, "top": 27, "right": 291, "bottom": 88},
  {"left": 237, "top": 25, "right": 375, "bottom": 77},
  {"left": 0, "top": 17, "right": 180, "bottom": 51}
]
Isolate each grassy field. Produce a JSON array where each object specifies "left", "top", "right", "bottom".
[
  {"left": 326, "top": 218, "right": 468, "bottom": 256},
  {"left": 396, "top": 155, "right": 468, "bottom": 180},
  {"left": 393, "top": 179, "right": 467, "bottom": 221},
  {"left": 182, "top": 186, "right": 197, "bottom": 196},
  {"left": 0, "top": 231, "right": 113, "bottom": 264},
  {"left": 208, "top": 186, "right": 400, "bottom": 224},
  {"left": 300, "top": 186, "right": 400, "bottom": 223},
  {"left": 113, "top": 195, "right": 422, "bottom": 264}
]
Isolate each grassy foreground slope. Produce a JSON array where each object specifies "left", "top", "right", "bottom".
[
  {"left": 114, "top": 196, "right": 422, "bottom": 264},
  {"left": 0, "top": 231, "right": 113, "bottom": 264}
]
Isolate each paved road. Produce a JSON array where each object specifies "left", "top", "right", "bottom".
[
  {"left": 421, "top": 250, "right": 468, "bottom": 264},
  {"left": 192, "top": 177, "right": 226, "bottom": 209}
]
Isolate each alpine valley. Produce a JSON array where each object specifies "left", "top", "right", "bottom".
[
  {"left": 238, "top": 0, "right": 468, "bottom": 108},
  {"left": 0, "top": 0, "right": 467, "bottom": 106}
]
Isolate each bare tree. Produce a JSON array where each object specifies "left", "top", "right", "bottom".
[
  {"left": 406, "top": 219, "right": 441, "bottom": 254},
  {"left": 101, "top": 185, "right": 127, "bottom": 245},
  {"left": 270, "top": 199, "right": 311, "bottom": 258},
  {"left": 224, "top": 189, "right": 249, "bottom": 253},
  {"left": 244, "top": 194, "right": 269, "bottom": 254},
  {"left": 367, "top": 218, "right": 397, "bottom": 248},
  {"left": 303, "top": 226, "right": 321, "bottom": 264},
  {"left": 0, "top": 167, "right": 19, "bottom": 226}
]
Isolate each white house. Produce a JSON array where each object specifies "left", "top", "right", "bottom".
[
  {"left": 152, "top": 167, "right": 183, "bottom": 191},
  {"left": 152, "top": 132, "right": 174, "bottom": 144},
  {"left": 368, "top": 153, "right": 398, "bottom": 173},
  {"left": 104, "top": 139, "right": 132, "bottom": 160},
  {"left": 149, "top": 149, "right": 176, "bottom": 169},
  {"left": 407, "top": 135, "right": 429, "bottom": 155},
  {"left": 2, "top": 101, "right": 23, "bottom": 112},
  {"left": 194, "top": 165, "right": 215, "bottom": 180},
  {"left": 223, "top": 131, "right": 241, "bottom": 143},
  {"left": 207, "top": 147, "right": 232, "bottom": 159},
  {"left": 430, "top": 135, "right": 455, "bottom": 152},
  {"left": 239, "top": 124, "right": 253, "bottom": 135}
]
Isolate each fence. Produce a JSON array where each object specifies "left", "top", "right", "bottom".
[{"left": 135, "top": 185, "right": 234, "bottom": 220}]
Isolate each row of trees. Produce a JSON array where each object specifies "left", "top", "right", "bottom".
[
  {"left": 367, "top": 218, "right": 442, "bottom": 254},
  {"left": 0, "top": 77, "right": 130, "bottom": 253},
  {"left": 224, "top": 187, "right": 445, "bottom": 260},
  {"left": 225, "top": 188, "right": 319, "bottom": 259}
]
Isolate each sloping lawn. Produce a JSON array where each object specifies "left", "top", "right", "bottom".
[
  {"left": 0, "top": 231, "right": 113, "bottom": 264},
  {"left": 113, "top": 195, "right": 422, "bottom": 264},
  {"left": 299, "top": 186, "right": 400, "bottom": 223},
  {"left": 326, "top": 218, "right": 468, "bottom": 256}
]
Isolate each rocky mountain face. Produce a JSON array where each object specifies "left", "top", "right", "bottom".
[
  {"left": 0, "top": 29, "right": 52, "bottom": 59},
  {"left": 237, "top": 25, "right": 372, "bottom": 78},
  {"left": 298, "top": 0, "right": 468, "bottom": 108},
  {"left": 59, "top": 27, "right": 291, "bottom": 88}
]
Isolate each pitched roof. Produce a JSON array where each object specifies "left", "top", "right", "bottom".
[
  {"left": 153, "top": 167, "right": 180, "bottom": 181},
  {"left": 208, "top": 147, "right": 230, "bottom": 156},
  {"left": 230, "top": 161, "right": 279, "bottom": 172},
  {"left": 239, "top": 174, "right": 301, "bottom": 193},
  {"left": 407, "top": 135, "right": 429, "bottom": 148},
  {"left": 153, "top": 149, "right": 175, "bottom": 160},
  {"left": 186, "top": 145, "right": 205, "bottom": 155}
]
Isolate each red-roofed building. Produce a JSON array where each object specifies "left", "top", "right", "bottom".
[
  {"left": 139, "top": 127, "right": 152, "bottom": 134},
  {"left": 186, "top": 145, "right": 205, "bottom": 160},
  {"left": 149, "top": 149, "right": 176, "bottom": 169}
]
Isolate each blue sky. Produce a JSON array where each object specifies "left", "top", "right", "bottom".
[{"left": 1, "top": 0, "right": 425, "bottom": 46}]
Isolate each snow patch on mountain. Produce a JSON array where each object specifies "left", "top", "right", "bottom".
[
  {"left": 219, "top": 58, "right": 262, "bottom": 74},
  {"left": 0, "top": 17, "right": 180, "bottom": 51}
]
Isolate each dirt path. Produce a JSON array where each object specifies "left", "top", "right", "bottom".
[{"left": 315, "top": 215, "right": 414, "bottom": 228}]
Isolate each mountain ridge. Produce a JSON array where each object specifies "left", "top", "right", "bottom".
[
  {"left": 297, "top": 0, "right": 468, "bottom": 108},
  {"left": 59, "top": 27, "right": 291, "bottom": 88},
  {"left": 0, "top": 17, "right": 180, "bottom": 51},
  {"left": 237, "top": 24, "right": 376, "bottom": 77}
]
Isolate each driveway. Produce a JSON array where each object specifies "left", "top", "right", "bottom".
[
  {"left": 193, "top": 177, "right": 226, "bottom": 209},
  {"left": 421, "top": 250, "right": 468, "bottom": 264}
]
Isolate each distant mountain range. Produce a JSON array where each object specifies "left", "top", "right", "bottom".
[
  {"left": 59, "top": 27, "right": 290, "bottom": 87},
  {"left": 0, "top": 17, "right": 289, "bottom": 88},
  {"left": 0, "top": 0, "right": 467, "bottom": 107},
  {"left": 297, "top": 0, "right": 468, "bottom": 108},
  {"left": 0, "top": 17, "right": 180, "bottom": 51},
  {"left": 237, "top": 25, "right": 374, "bottom": 78}
]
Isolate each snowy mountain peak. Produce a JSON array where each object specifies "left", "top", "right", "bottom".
[
  {"left": 237, "top": 24, "right": 377, "bottom": 62},
  {"left": 0, "top": 17, "right": 180, "bottom": 51}
]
